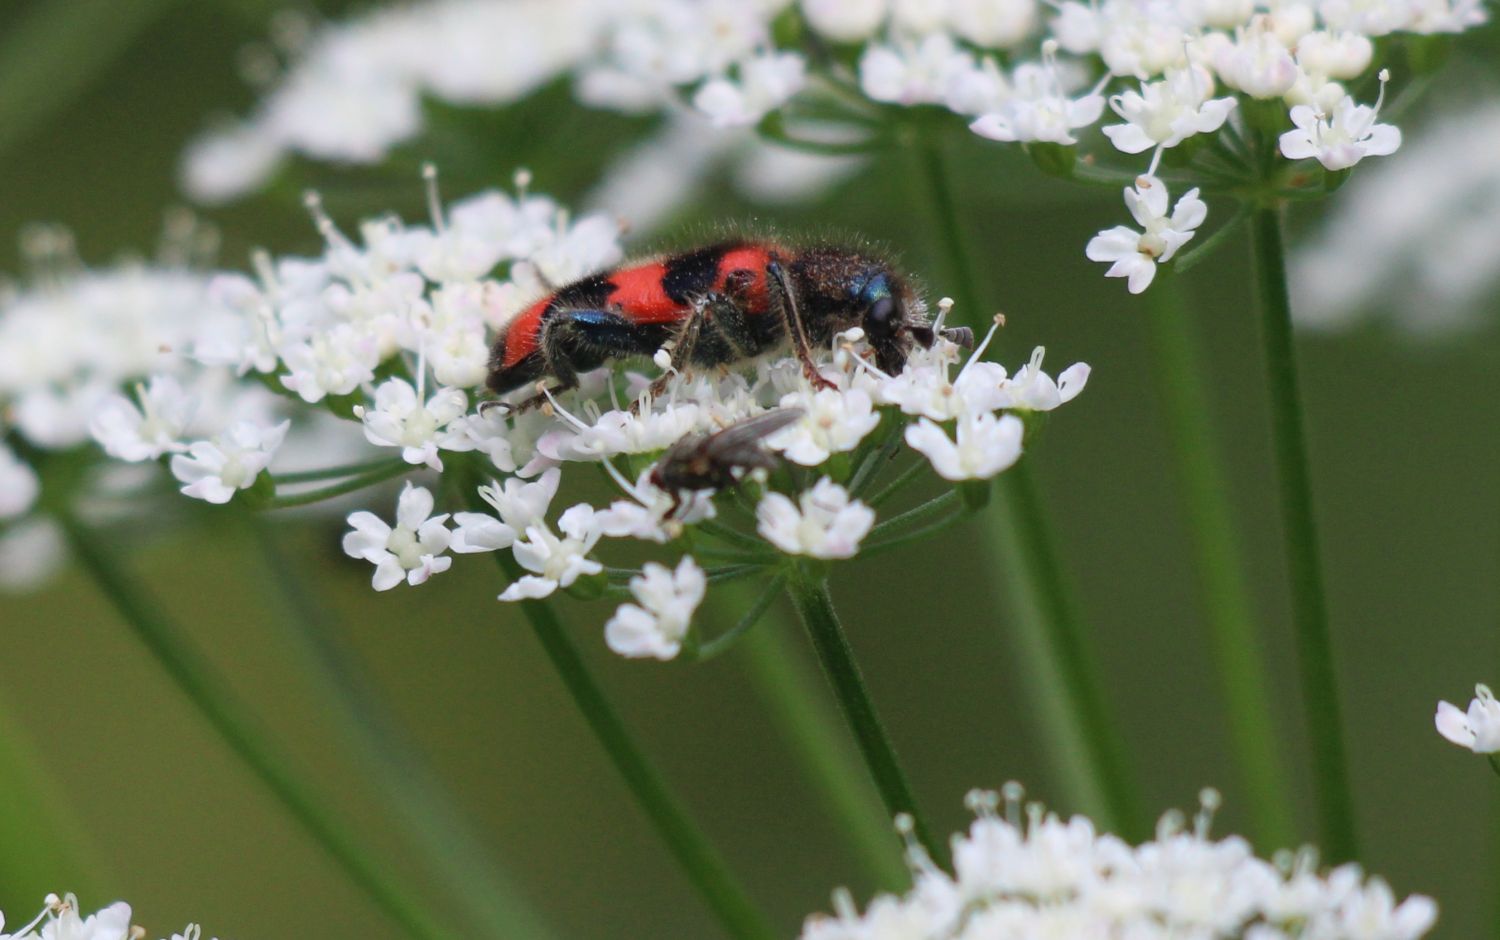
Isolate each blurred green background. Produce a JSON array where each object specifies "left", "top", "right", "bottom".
[{"left": 2, "top": 1, "right": 1497, "bottom": 937}]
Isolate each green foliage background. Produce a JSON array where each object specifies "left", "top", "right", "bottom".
[{"left": 1, "top": 1, "right": 1496, "bottom": 937}]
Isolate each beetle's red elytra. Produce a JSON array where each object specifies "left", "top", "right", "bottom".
[{"left": 486, "top": 237, "right": 970, "bottom": 412}]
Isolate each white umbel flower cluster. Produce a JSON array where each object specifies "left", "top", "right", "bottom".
[
  {"left": 182, "top": 0, "right": 800, "bottom": 202},
  {"left": 185, "top": 0, "right": 1489, "bottom": 297},
  {"left": 0, "top": 227, "right": 292, "bottom": 591},
  {"left": 0, "top": 893, "right": 216, "bottom": 940},
  {"left": 802, "top": 787, "right": 1437, "bottom": 940},
  {"left": 61, "top": 175, "right": 1087, "bottom": 662}
]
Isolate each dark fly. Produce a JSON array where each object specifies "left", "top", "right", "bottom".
[{"left": 649, "top": 408, "right": 805, "bottom": 512}]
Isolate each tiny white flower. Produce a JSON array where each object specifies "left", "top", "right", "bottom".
[
  {"left": 1212, "top": 18, "right": 1300, "bottom": 99},
  {"left": 354, "top": 377, "right": 468, "bottom": 471},
  {"left": 1330, "top": 877, "right": 1438, "bottom": 940},
  {"left": 1086, "top": 175, "right": 1207, "bottom": 294},
  {"left": 89, "top": 375, "right": 196, "bottom": 462},
  {"left": 757, "top": 478, "right": 874, "bottom": 559},
  {"left": 35, "top": 897, "right": 134, "bottom": 940},
  {"left": 424, "top": 321, "right": 491, "bottom": 389},
  {"left": 890, "top": 0, "right": 949, "bottom": 34},
  {"left": 1407, "top": 0, "right": 1488, "bottom": 33},
  {"left": 342, "top": 483, "right": 452, "bottom": 591},
  {"left": 605, "top": 557, "right": 708, "bottom": 660},
  {"left": 1294, "top": 30, "right": 1373, "bottom": 81},
  {"left": 1279, "top": 74, "right": 1401, "bottom": 171},
  {"left": 169, "top": 419, "right": 290, "bottom": 504},
  {"left": 444, "top": 409, "right": 519, "bottom": 474},
  {"left": 450, "top": 467, "right": 562, "bottom": 553},
  {"left": 278, "top": 323, "right": 381, "bottom": 403},
  {"left": 1186, "top": 0, "right": 1256, "bottom": 29},
  {"left": 0, "top": 517, "right": 65, "bottom": 592},
  {"left": 768, "top": 387, "right": 881, "bottom": 466},
  {"left": 0, "top": 446, "right": 40, "bottom": 521},
  {"left": 1102, "top": 66, "right": 1237, "bottom": 156},
  {"left": 596, "top": 469, "right": 716, "bottom": 543},
  {"left": 1097, "top": 2, "right": 1195, "bottom": 78},
  {"left": 877, "top": 315, "right": 1009, "bottom": 420},
  {"left": 181, "top": 119, "right": 287, "bottom": 205},
  {"left": 860, "top": 33, "right": 978, "bottom": 107},
  {"left": 1435, "top": 683, "right": 1500, "bottom": 753},
  {"left": 969, "top": 45, "right": 1105, "bottom": 145},
  {"left": 995, "top": 347, "right": 1091, "bottom": 411},
  {"left": 948, "top": 0, "right": 1038, "bottom": 48},
  {"left": 906, "top": 412, "right": 1025, "bottom": 481},
  {"left": 1316, "top": 0, "right": 1413, "bottom": 35},
  {"left": 802, "top": 0, "right": 888, "bottom": 42},
  {"left": 538, "top": 402, "right": 705, "bottom": 462},
  {"left": 500, "top": 503, "right": 603, "bottom": 600},
  {"left": 693, "top": 52, "right": 806, "bottom": 128}
]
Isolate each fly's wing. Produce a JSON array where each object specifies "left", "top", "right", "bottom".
[{"left": 702, "top": 407, "right": 805, "bottom": 469}]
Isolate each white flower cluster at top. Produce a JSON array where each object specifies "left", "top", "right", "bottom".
[
  {"left": 0, "top": 174, "right": 1088, "bottom": 659},
  {"left": 0, "top": 893, "right": 213, "bottom": 940},
  {"left": 802, "top": 787, "right": 1436, "bottom": 940},
  {"left": 183, "top": 0, "right": 1488, "bottom": 294}
]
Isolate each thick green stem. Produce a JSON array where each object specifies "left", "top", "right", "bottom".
[
  {"left": 1250, "top": 205, "right": 1358, "bottom": 863},
  {"left": 726, "top": 588, "right": 909, "bottom": 890},
  {"left": 245, "top": 517, "right": 554, "bottom": 939},
  {"left": 486, "top": 547, "right": 775, "bottom": 940},
  {"left": 1146, "top": 274, "right": 1296, "bottom": 851},
  {"left": 917, "top": 141, "right": 983, "bottom": 320},
  {"left": 914, "top": 139, "right": 1144, "bottom": 838},
  {"left": 57, "top": 512, "right": 457, "bottom": 940},
  {"left": 785, "top": 563, "right": 949, "bottom": 870},
  {"left": 995, "top": 467, "right": 1144, "bottom": 837}
]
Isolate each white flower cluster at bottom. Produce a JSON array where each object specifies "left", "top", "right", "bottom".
[
  {"left": 0, "top": 893, "right": 213, "bottom": 940},
  {"left": 803, "top": 787, "right": 1436, "bottom": 940}
]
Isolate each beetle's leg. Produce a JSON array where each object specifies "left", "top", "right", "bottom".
[
  {"left": 636, "top": 296, "right": 715, "bottom": 412},
  {"left": 766, "top": 254, "right": 836, "bottom": 391},
  {"left": 504, "top": 307, "right": 651, "bottom": 414}
]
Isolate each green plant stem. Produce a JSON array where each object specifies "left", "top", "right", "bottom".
[
  {"left": 263, "top": 459, "right": 412, "bottom": 509},
  {"left": 1145, "top": 274, "right": 1296, "bottom": 851},
  {"left": 484, "top": 548, "right": 775, "bottom": 940},
  {"left": 0, "top": 697, "right": 110, "bottom": 910},
  {"left": 56, "top": 512, "right": 457, "bottom": 940},
  {"left": 784, "top": 563, "right": 949, "bottom": 870},
  {"left": 1250, "top": 205, "right": 1357, "bottom": 863},
  {"left": 868, "top": 490, "right": 959, "bottom": 538},
  {"left": 733, "top": 603, "right": 910, "bottom": 890},
  {"left": 1172, "top": 205, "right": 1251, "bottom": 274},
  {"left": 859, "top": 509, "right": 968, "bottom": 558},
  {"left": 994, "top": 467, "right": 1144, "bottom": 837},
  {"left": 244, "top": 517, "right": 553, "bottom": 939},
  {"left": 275, "top": 457, "right": 409, "bottom": 484},
  {"left": 917, "top": 141, "right": 983, "bottom": 319},
  {"left": 914, "top": 138, "right": 1144, "bottom": 838},
  {"left": 692, "top": 574, "right": 787, "bottom": 661},
  {"left": 867, "top": 458, "right": 930, "bottom": 508}
]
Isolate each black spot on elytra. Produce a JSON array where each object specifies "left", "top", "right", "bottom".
[
  {"left": 661, "top": 242, "right": 735, "bottom": 303},
  {"left": 549, "top": 272, "right": 613, "bottom": 312}
]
